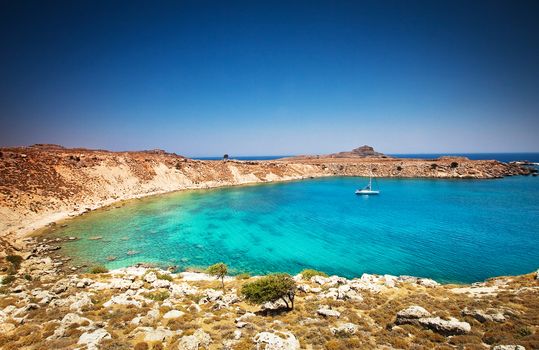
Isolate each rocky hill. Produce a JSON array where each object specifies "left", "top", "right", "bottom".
[{"left": 327, "top": 145, "right": 389, "bottom": 158}]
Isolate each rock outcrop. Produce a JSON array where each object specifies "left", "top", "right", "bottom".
[{"left": 0, "top": 244, "right": 537, "bottom": 350}]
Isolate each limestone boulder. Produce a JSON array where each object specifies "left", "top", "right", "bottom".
[{"left": 254, "top": 331, "right": 300, "bottom": 350}]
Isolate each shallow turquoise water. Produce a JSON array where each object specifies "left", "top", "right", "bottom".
[{"left": 48, "top": 176, "right": 539, "bottom": 283}]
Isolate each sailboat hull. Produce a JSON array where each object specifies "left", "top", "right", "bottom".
[{"left": 355, "top": 190, "right": 380, "bottom": 195}]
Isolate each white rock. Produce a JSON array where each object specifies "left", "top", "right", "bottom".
[
  {"left": 254, "top": 331, "right": 300, "bottom": 350},
  {"left": 49, "top": 313, "right": 93, "bottom": 339},
  {"left": 492, "top": 346, "right": 525, "bottom": 350},
  {"left": 144, "top": 272, "right": 157, "bottom": 283},
  {"left": 151, "top": 279, "right": 171, "bottom": 289},
  {"left": 317, "top": 307, "right": 340, "bottom": 318},
  {"left": 178, "top": 329, "right": 212, "bottom": 350},
  {"left": 418, "top": 278, "right": 440, "bottom": 287},
  {"left": 170, "top": 282, "right": 199, "bottom": 296},
  {"left": 462, "top": 308, "right": 506, "bottom": 323},
  {"left": 109, "top": 278, "right": 132, "bottom": 290},
  {"left": 130, "top": 280, "right": 144, "bottom": 290},
  {"left": 418, "top": 317, "right": 471, "bottom": 335},
  {"left": 77, "top": 328, "right": 111, "bottom": 350},
  {"left": 235, "top": 312, "right": 256, "bottom": 323},
  {"left": 163, "top": 310, "right": 185, "bottom": 319},
  {"left": 330, "top": 323, "right": 358, "bottom": 335},
  {"left": 103, "top": 291, "right": 142, "bottom": 308},
  {"left": 234, "top": 330, "right": 242, "bottom": 340},
  {"left": 396, "top": 306, "right": 432, "bottom": 320},
  {"left": 69, "top": 292, "right": 93, "bottom": 311},
  {"left": 135, "top": 326, "right": 175, "bottom": 342}
]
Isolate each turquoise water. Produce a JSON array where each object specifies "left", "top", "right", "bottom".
[{"left": 48, "top": 176, "right": 539, "bottom": 283}]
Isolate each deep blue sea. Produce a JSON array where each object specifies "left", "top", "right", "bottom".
[
  {"left": 194, "top": 153, "right": 539, "bottom": 163},
  {"left": 48, "top": 175, "right": 539, "bottom": 284}
]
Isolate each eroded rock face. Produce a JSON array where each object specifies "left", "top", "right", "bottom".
[
  {"left": 396, "top": 306, "right": 471, "bottom": 336},
  {"left": 254, "top": 331, "right": 300, "bottom": 350},
  {"left": 417, "top": 317, "right": 471, "bottom": 336},
  {"left": 461, "top": 307, "right": 506, "bottom": 323}
]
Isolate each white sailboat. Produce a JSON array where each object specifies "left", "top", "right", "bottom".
[{"left": 355, "top": 175, "right": 379, "bottom": 195}]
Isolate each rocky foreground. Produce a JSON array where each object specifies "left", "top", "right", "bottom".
[
  {"left": 0, "top": 144, "right": 534, "bottom": 241},
  {"left": 0, "top": 237, "right": 538, "bottom": 350}
]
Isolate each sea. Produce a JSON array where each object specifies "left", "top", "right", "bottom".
[
  {"left": 194, "top": 153, "right": 539, "bottom": 163},
  {"left": 46, "top": 156, "right": 539, "bottom": 283}
]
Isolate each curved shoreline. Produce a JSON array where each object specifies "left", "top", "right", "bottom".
[{"left": 1, "top": 146, "right": 534, "bottom": 243}]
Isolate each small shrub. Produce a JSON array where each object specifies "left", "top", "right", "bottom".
[
  {"left": 6, "top": 255, "right": 23, "bottom": 270},
  {"left": 2, "top": 275, "right": 15, "bottom": 285},
  {"left": 517, "top": 327, "right": 532, "bottom": 337},
  {"left": 89, "top": 265, "right": 109, "bottom": 274},
  {"left": 450, "top": 162, "right": 459, "bottom": 168},
  {"left": 396, "top": 166, "right": 403, "bottom": 171},
  {"left": 236, "top": 273, "right": 251, "bottom": 280},
  {"left": 430, "top": 163, "right": 438, "bottom": 169},
  {"left": 143, "top": 290, "right": 170, "bottom": 301},
  {"left": 156, "top": 272, "right": 173, "bottom": 281},
  {"left": 301, "top": 269, "right": 328, "bottom": 280},
  {"left": 241, "top": 273, "right": 296, "bottom": 310},
  {"left": 23, "top": 274, "right": 32, "bottom": 281},
  {"left": 207, "top": 262, "right": 228, "bottom": 290},
  {"left": 134, "top": 342, "right": 149, "bottom": 350}
]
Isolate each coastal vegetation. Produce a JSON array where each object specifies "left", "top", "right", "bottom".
[
  {"left": 89, "top": 265, "right": 109, "bottom": 274},
  {"left": 241, "top": 273, "right": 297, "bottom": 310},
  {"left": 301, "top": 269, "right": 329, "bottom": 280},
  {"left": 207, "top": 262, "right": 228, "bottom": 290}
]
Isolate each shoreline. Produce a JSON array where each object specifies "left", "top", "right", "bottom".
[{"left": 0, "top": 234, "right": 537, "bottom": 349}]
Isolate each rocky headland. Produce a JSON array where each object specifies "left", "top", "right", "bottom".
[{"left": 0, "top": 144, "right": 537, "bottom": 349}]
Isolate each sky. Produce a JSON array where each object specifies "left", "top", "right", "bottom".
[{"left": 0, "top": 0, "right": 538, "bottom": 156}]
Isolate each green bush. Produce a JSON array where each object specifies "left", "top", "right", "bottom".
[
  {"left": 6, "top": 255, "right": 23, "bottom": 270},
  {"left": 156, "top": 272, "right": 173, "bottom": 281},
  {"left": 2, "top": 275, "right": 16, "bottom": 285},
  {"left": 89, "top": 265, "right": 109, "bottom": 274},
  {"left": 450, "top": 162, "right": 459, "bottom": 168},
  {"left": 207, "top": 262, "right": 228, "bottom": 290},
  {"left": 241, "top": 273, "right": 296, "bottom": 310},
  {"left": 301, "top": 269, "right": 328, "bottom": 280},
  {"left": 235, "top": 273, "right": 251, "bottom": 280},
  {"left": 143, "top": 290, "right": 169, "bottom": 301}
]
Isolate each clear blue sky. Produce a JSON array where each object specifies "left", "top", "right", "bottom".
[{"left": 1, "top": 0, "right": 538, "bottom": 156}]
